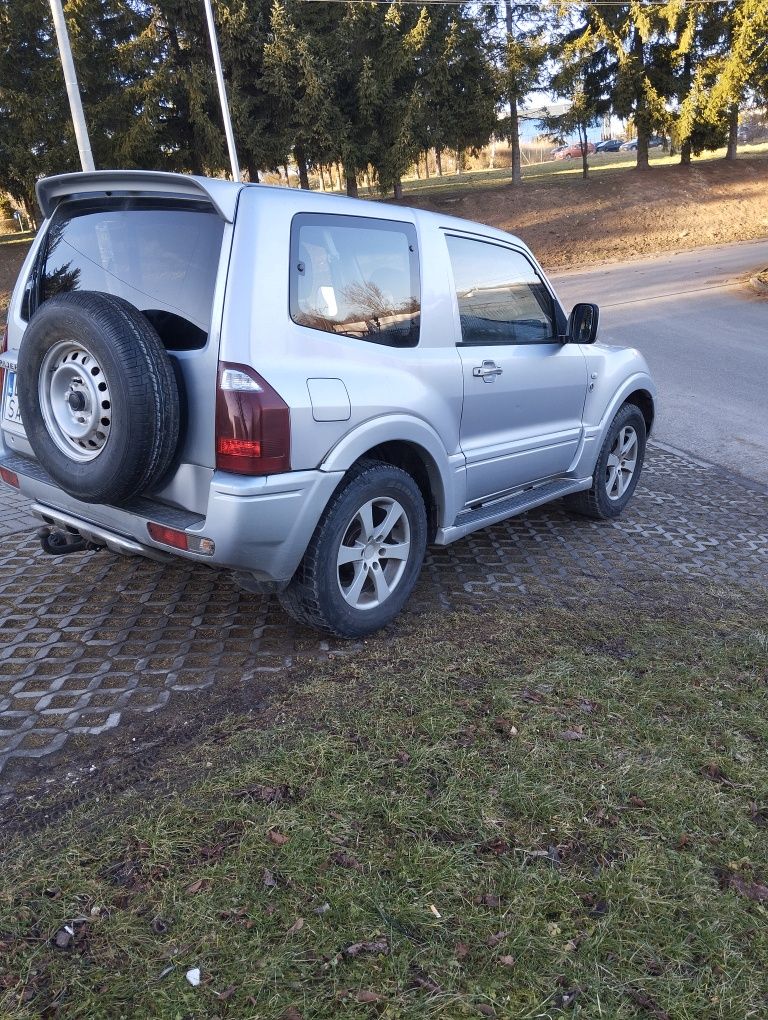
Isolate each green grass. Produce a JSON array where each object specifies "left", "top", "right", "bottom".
[
  {"left": 1, "top": 581, "right": 767, "bottom": 1018},
  {"left": 356, "top": 141, "right": 768, "bottom": 200}
]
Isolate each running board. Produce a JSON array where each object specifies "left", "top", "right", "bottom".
[{"left": 435, "top": 477, "right": 592, "bottom": 546}]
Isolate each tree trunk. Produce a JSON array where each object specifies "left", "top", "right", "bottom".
[
  {"left": 318, "top": 166, "right": 326, "bottom": 191},
  {"left": 725, "top": 103, "right": 738, "bottom": 160},
  {"left": 245, "top": 161, "right": 260, "bottom": 184},
  {"left": 364, "top": 170, "right": 372, "bottom": 191},
  {"left": 455, "top": 149, "right": 463, "bottom": 174},
  {"left": 435, "top": 148, "right": 443, "bottom": 176},
  {"left": 296, "top": 148, "right": 310, "bottom": 190},
  {"left": 393, "top": 179, "right": 403, "bottom": 200},
  {"left": 680, "top": 140, "right": 691, "bottom": 166},
  {"left": 414, "top": 160, "right": 421, "bottom": 180},
  {"left": 631, "top": 31, "right": 650, "bottom": 171},
  {"left": 345, "top": 171, "right": 358, "bottom": 198},
  {"left": 424, "top": 153, "right": 430, "bottom": 178},
  {"left": 334, "top": 162, "right": 343, "bottom": 190},
  {"left": 579, "top": 124, "right": 589, "bottom": 180},
  {"left": 508, "top": 99, "right": 522, "bottom": 184}
]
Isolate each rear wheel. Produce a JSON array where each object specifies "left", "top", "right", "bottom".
[
  {"left": 279, "top": 460, "right": 427, "bottom": 638},
  {"left": 565, "top": 402, "right": 646, "bottom": 520}
]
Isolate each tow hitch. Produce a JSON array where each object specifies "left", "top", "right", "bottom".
[{"left": 38, "top": 526, "right": 103, "bottom": 556}]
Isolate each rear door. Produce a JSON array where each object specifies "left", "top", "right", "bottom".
[{"left": 447, "top": 233, "right": 588, "bottom": 505}]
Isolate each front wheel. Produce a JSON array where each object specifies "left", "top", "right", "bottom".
[
  {"left": 279, "top": 460, "right": 428, "bottom": 638},
  {"left": 565, "top": 402, "right": 646, "bottom": 520}
]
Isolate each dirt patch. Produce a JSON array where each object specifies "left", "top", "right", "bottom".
[{"left": 401, "top": 155, "right": 768, "bottom": 270}]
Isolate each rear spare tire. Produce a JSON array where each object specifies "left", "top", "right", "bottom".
[{"left": 17, "top": 291, "right": 180, "bottom": 505}]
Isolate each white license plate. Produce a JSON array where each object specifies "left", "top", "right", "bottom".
[{"left": 2, "top": 369, "right": 22, "bottom": 427}]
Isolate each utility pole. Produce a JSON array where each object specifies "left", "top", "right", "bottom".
[
  {"left": 202, "top": 0, "right": 240, "bottom": 181},
  {"left": 49, "top": 0, "right": 95, "bottom": 172}
]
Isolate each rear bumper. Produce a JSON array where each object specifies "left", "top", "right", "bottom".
[{"left": 0, "top": 449, "right": 344, "bottom": 585}]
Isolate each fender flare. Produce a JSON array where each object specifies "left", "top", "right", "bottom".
[
  {"left": 320, "top": 414, "right": 463, "bottom": 528},
  {"left": 593, "top": 373, "right": 657, "bottom": 444}
]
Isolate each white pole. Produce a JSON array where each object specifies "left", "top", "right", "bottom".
[
  {"left": 49, "top": 0, "right": 95, "bottom": 173},
  {"left": 202, "top": 0, "right": 240, "bottom": 181}
]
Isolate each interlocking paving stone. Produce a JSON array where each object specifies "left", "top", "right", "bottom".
[{"left": 0, "top": 444, "right": 766, "bottom": 775}]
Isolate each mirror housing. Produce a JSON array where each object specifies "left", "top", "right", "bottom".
[{"left": 567, "top": 302, "right": 600, "bottom": 344}]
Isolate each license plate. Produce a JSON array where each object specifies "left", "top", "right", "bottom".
[{"left": 2, "top": 369, "right": 22, "bottom": 427}]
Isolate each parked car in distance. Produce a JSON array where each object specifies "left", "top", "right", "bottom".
[
  {"left": 620, "top": 136, "right": 665, "bottom": 151},
  {"left": 594, "top": 138, "right": 622, "bottom": 152},
  {"left": 1, "top": 170, "right": 656, "bottom": 637},
  {"left": 554, "top": 141, "right": 597, "bottom": 160},
  {"left": 550, "top": 144, "right": 569, "bottom": 158}
]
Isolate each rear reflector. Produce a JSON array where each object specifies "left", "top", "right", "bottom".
[
  {"left": 0, "top": 466, "right": 19, "bottom": 488},
  {"left": 147, "top": 522, "right": 215, "bottom": 556}
]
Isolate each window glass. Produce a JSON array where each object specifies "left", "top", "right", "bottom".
[
  {"left": 290, "top": 214, "right": 420, "bottom": 347},
  {"left": 447, "top": 235, "right": 556, "bottom": 345},
  {"left": 39, "top": 198, "right": 225, "bottom": 349}
]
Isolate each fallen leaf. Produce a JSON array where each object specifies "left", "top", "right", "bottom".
[
  {"left": 454, "top": 941, "right": 470, "bottom": 960},
  {"left": 473, "top": 893, "right": 501, "bottom": 907},
  {"left": 412, "top": 972, "right": 441, "bottom": 993},
  {"left": 560, "top": 728, "right": 585, "bottom": 741},
  {"left": 748, "top": 803, "right": 768, "bottom": 827},
  {"left": 151, "top": 916, "right": 170, "bottom": 934},
  {"left": 716, "top": 869, "right": 768, "bottom": 902},
  {"left": 268, "top": 830, "right": 289, "bottom": 846},
  {"left": 553, "top": 986, "right": 581, "bottom": 1008},
  {"left": 343, "top": 937, "right": 389, "bottom": 957},
  {"left": 702, "top": 763, "right": 732, "bottom": 785},
  {"left": 676, "top": 833, "right": 690, "bottom": 849},
  {"left": 185, "top": 878, "right": 211, "bottom": 895},
  {"left": 485, "top": 931, "right": 508, "bottom": 948},
  {"left": 286, "top": 917, "right": 305, "bottom": 935},
  {"left": 477, "top": 837, "right": 509, "bottom": 856},
  {"left": 492, "top": 717, "right": 517, "bottom": 737},
  {"left": 356, "top": 990, "right": 383, "bottom": 1003},
  {"left": 477, "top": 1006, "right": 496, "bottom": 1017},
  {"left": 628, "top": 796, "right": 646, "bottom": 808},
  {"left": 214, "top": 985, "right": 236, "bottom": 1001},
  {"left": 280, "top": 1009, "right": 302, "bottom": 1020},
  {"left": 626, "top": 987, "right": 670, "bottom": 1019},
  {"left": 52, "top": 926, "right": 73, "bottom": 950},
  {"left": 498, "top": 954, "right": 516, "bottom": 967},
  {"left": 330, "top": 850, "right": 363, "bottom": 870},
  {"left": 262, "top": 868, "right": 278, "bottom": 889}
]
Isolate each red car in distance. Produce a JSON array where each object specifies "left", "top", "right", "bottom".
[{"left": 553, "top": 141, "right": 597, "bottom": 160}]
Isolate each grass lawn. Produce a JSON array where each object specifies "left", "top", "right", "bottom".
[{"left": 1, "top": 579, "right": 767, "bottom": 1018}]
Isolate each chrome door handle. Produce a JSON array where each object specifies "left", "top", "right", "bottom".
[{"left": 473, "top": 360, "right": 503, "bottom": 383}]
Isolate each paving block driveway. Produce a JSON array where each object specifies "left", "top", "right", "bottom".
[{"left": 1, "top": 444, "right": 766, "bottom": 783}]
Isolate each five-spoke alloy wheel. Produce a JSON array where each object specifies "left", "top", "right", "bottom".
[
  {"left": 565, "top": 401, "right": 647, "bottom": 520},
  {"left": 280, "top": 460, "right": 428, "bottom": 638}
]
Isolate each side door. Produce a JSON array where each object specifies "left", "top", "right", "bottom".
[{"left": 446, "top": 233, "right": 589, "bottom": 505}]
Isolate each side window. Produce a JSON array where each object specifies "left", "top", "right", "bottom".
[
  {"left": 446, "top": 235, "right": 556, "bottom": 345},
  {"left": 290, "top": 214, "right": 420, "bottom": 347}
]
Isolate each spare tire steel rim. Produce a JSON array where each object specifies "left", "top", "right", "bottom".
[{"left": 39, "top": 340, "right": 112, "bottom": 462}]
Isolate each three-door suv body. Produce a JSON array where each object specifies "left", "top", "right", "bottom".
[{"left": 0, "top": 171, "right": 656, "bottom": 637}]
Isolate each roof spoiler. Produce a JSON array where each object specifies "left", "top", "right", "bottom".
[{"left": 36, "top": 170, "right": 242, "bottom": 222}]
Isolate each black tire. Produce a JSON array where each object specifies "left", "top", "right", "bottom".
[
  {"left": 17, "top": 291, "right": 180, "bottom": 505},
  {"left": 565, "top": 402, "right": 646, "bottom": 520},
  {"left": 279, "top": 460, "right": 428, "bottom": 638}
]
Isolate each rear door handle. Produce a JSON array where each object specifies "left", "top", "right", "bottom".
[{"left": 473, "top": 360, "right": 503, "bottom": 383}]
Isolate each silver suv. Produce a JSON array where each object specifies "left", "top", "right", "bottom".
[{"left": 0, "top": 171, "right": 656, "bottom": 637}]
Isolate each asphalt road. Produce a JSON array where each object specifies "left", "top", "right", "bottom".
[{"left": 552, "top": 239, "right": 768, "bottom": 486}]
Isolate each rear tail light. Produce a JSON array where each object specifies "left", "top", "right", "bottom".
[{"left": 215, "top": 362, "right": 290, "bottom": 475}]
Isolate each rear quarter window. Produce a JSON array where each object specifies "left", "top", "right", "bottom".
[
  {"left": 289, "top": 213, "right": 420, "bottom": 347},
  {"left": 35, "top": 198, "right": 225, "bottom": 350}
]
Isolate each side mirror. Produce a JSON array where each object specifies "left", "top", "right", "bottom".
[{"left": 568, "top": 302, "right": 600, "bottom": 343}]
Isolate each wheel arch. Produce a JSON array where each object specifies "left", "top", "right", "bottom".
[
  {"left": 624, "top": 388, "right": 655, "bottom": 437},
  {"left": 320, "top": 416, "right": 461, "bottom": 537}
]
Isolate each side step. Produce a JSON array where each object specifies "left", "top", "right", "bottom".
[{"left": 435, "top": 477, "right": 591, "bottom": 546}]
